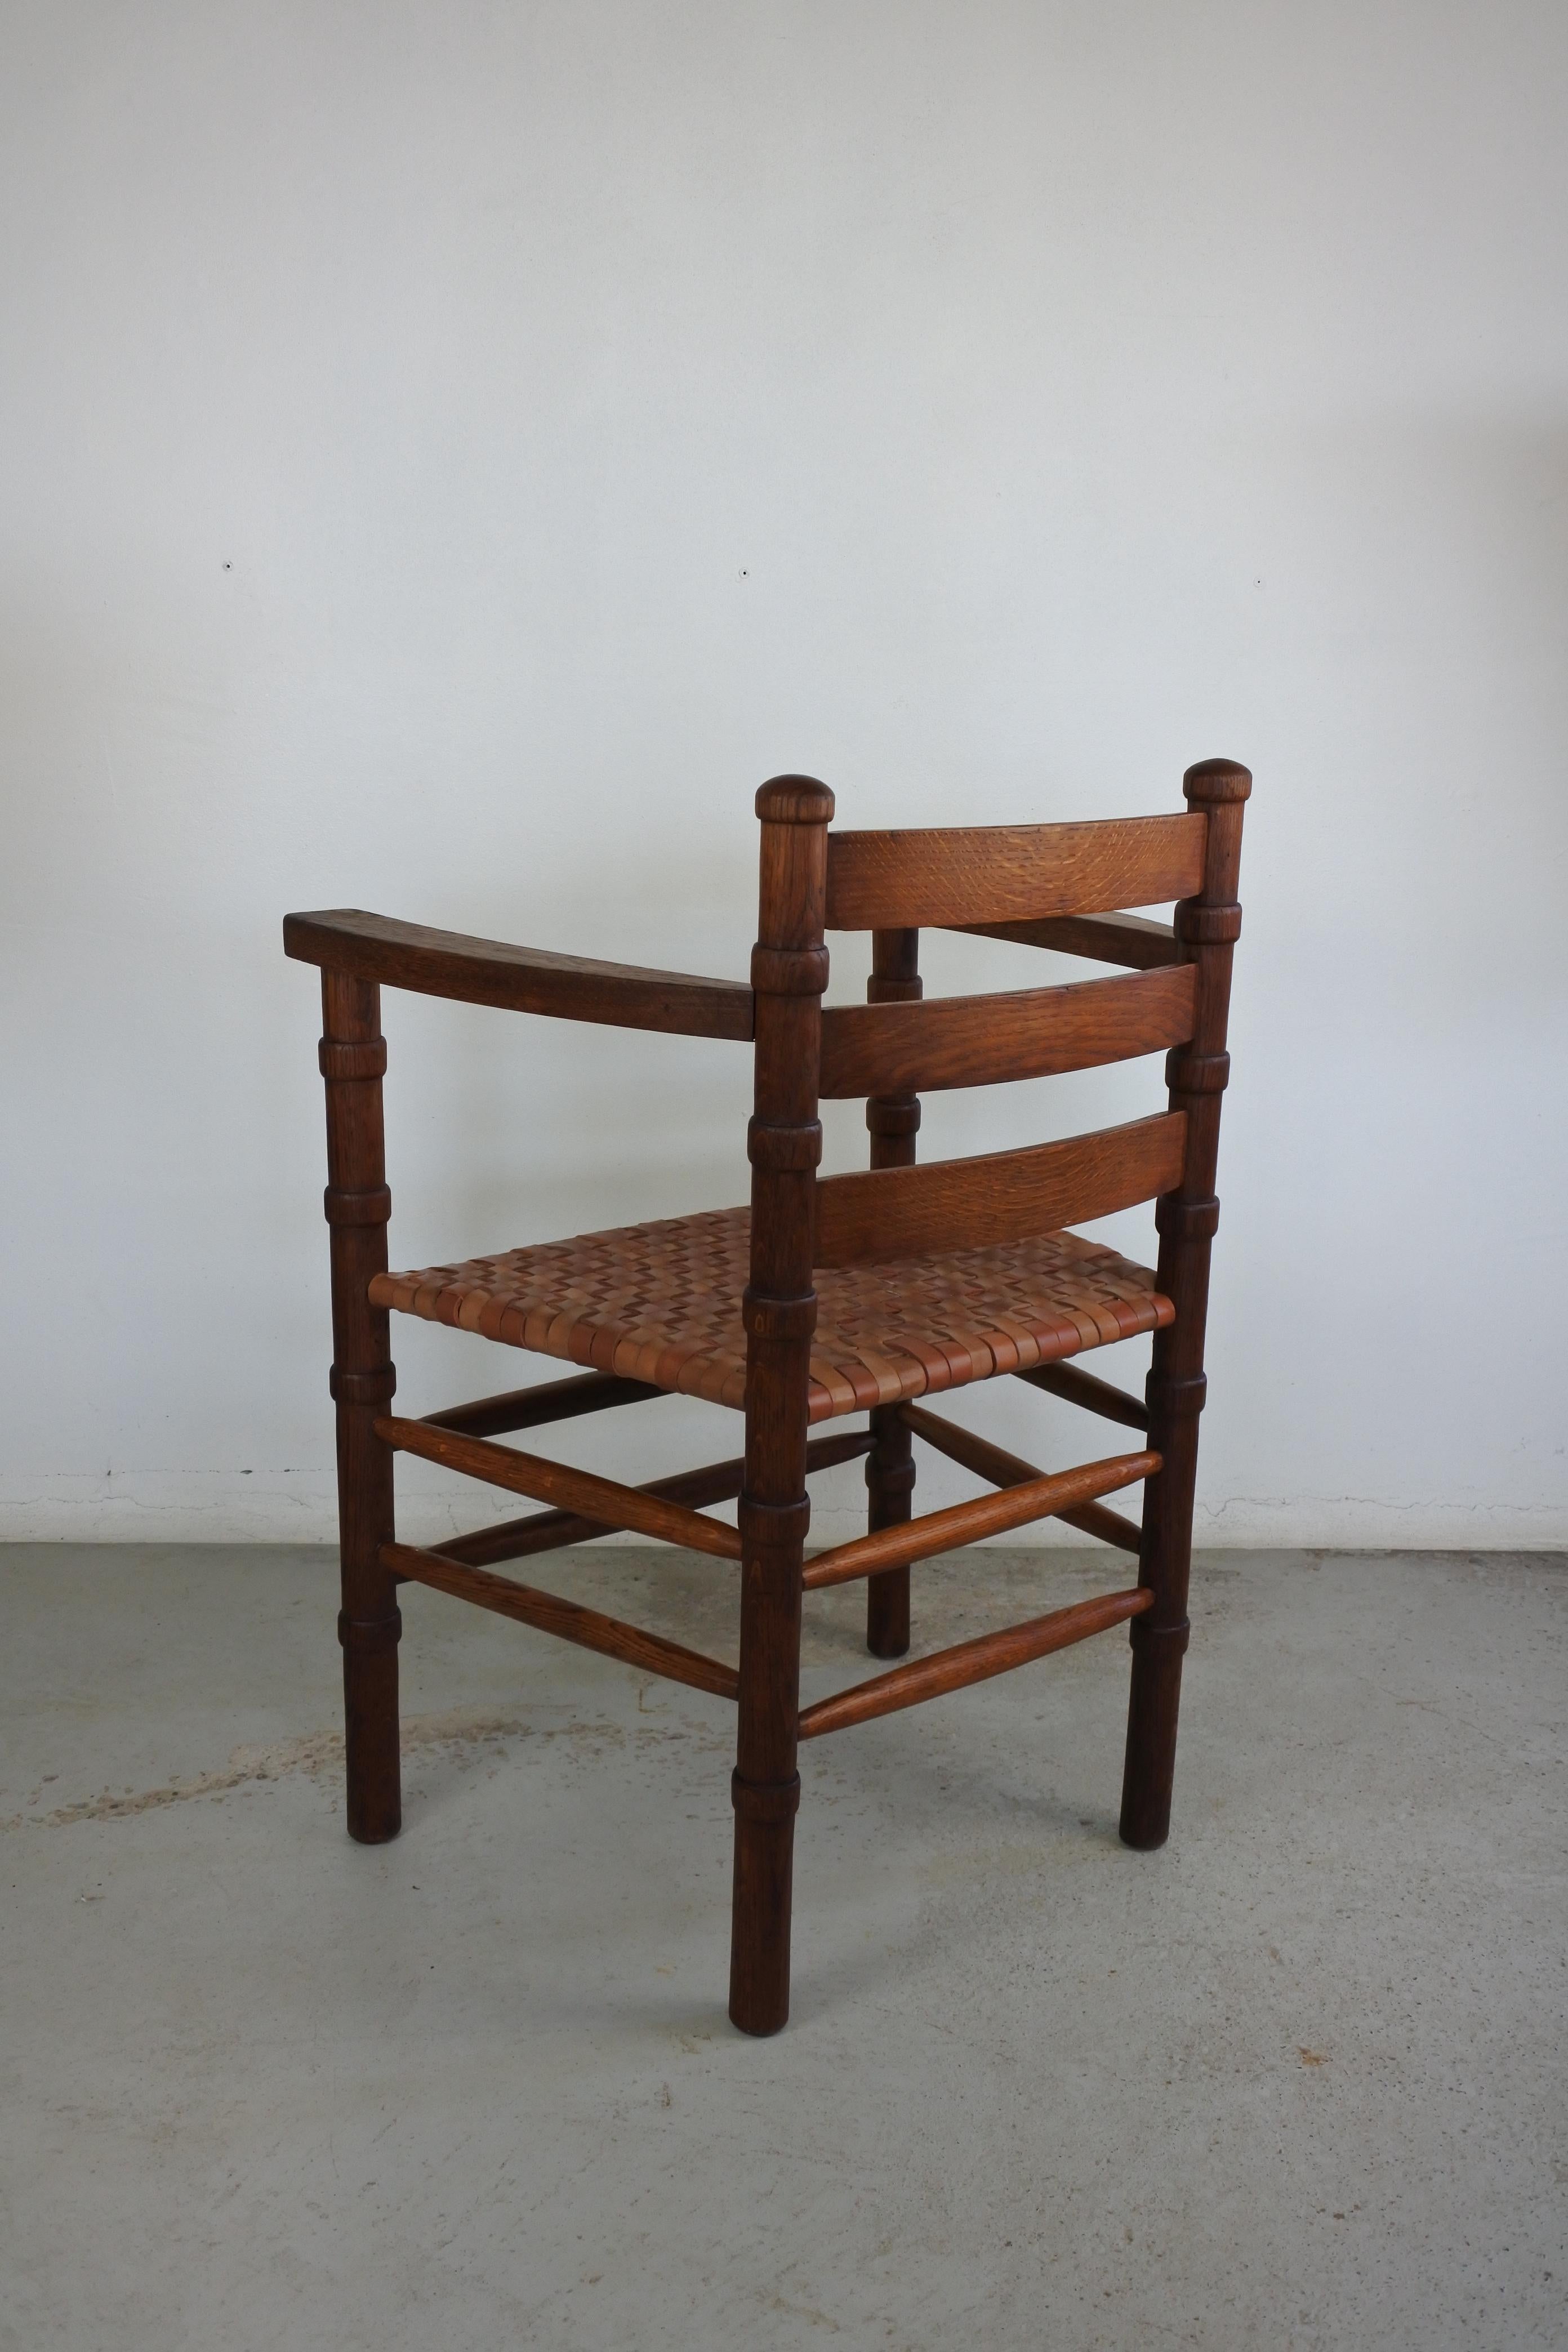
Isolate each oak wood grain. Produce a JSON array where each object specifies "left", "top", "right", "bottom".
[
  {"left": 818, "top": 963, "right": 1196, "bottom": 1098},
  {"left": 825, "top": 813, "right": 1205, "bottom": 931},
  {"left": 813, "top": 1111, "right": 1186, "bottom": 1268},
  {"left": 284, "top": 910, "right": 754, "bottom": 1040}
]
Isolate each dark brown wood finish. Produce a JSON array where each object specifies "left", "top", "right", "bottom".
[
  {"left": 951, "top": 912, "right": 1179, "bottom": 968},
  {"left": 286, "top": 910, "right": 754, "bottom": 1040},
  {"left": 814, "top": 1111, "right": 1186, "bottom": 1268},
  {"left": 819, "top": 963, "right": 1195, "bottom": 1099},
  {"left": 288, "top": 750, "right": 1248, "bottom": 2034},
  {"left": 802, "top": 1450, "right": 1159, "bottom": 1588},
  {"left": 319, "top": 974, "right": 401, "bottom": 1843},
  {"left": 1015, "top": 1358, "right": 1149, "bottom": 1432},
  {"left": 863, "top": 927, "right": 921, "bottom": 1660},
  {"left": 376, "top": 1416, "right": 745, "bottom": 1560},
  {"left": 826, "top": 813, "right": 1205, "bottom": 930},
  {"left": 1120, "top": 759, "right": 1250, "bottom": 1850},
  {"left": 433, "top": 1429, "right": 874, "bottom": 1570},
  {"left": 385, "top": 1542, "right": 740, "bottom": 1701},
  {"left": 798, "top": 1586, "right": 1155, "bottom": 1740},
  {"left": 730, "top": 775, "right": 834, "bottom": 2035},
  {"left": 897, "top": 1402, "right": 1143, "bottom": 1554},
  {"left": 422, "top": 1369, "right": 662, "bottom": 1438}
]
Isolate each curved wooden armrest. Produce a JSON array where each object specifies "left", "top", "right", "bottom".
[
  {"left": 283, "top": 909, "right": 755, "bottom": 1039},
  {"left": 950, "top": 912, "right": 1179, "bottom": 969}
]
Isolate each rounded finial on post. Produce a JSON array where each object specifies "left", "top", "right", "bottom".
[
  {"left": 756, "top": 775, "right": 836, "bottom": 825},
  {"left": 1183, "top": 758, "right": 1251, "bottom": 805}
]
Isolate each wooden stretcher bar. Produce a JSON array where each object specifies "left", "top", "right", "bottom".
[
  {"left": 897, "top": 1403, "right": 1144, "bottom": 1554},
  {"left": 798, "top": 1585, "right": 1155, "bottom": 1738},
  {"left": 801, "top": 1449, "right": 1157, "bottom": 1588},
  {"left": 375, "top": 1416, "right": 744, "bottom": 1560},
  {"left": 384, "top": 1542, "right": 740, "bottom": 1701}
]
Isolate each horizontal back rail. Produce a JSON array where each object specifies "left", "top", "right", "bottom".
[
  {"left": 284, "top": 910, "right": 754, "bottom": 1040},
  {"left": 385, "top": 1542, "right": 740, "bottom": 1701},
  {"left": 797, "top": 1585, "right": 1155, "bottom": 1738},
  {"left": 813, "top": 1111, "right": 1186, "bottom": 1268},
  {"left": 950, "top": 912, "right": 1180, "bottom": 969},
  {"left": 376, "top": 1416, "right": 744, "bottom": 1561},
  {"left": 825, "top": 813, "right": 1205, "bottom": 932},
  {"left": 818, "top": 963, "right": 1195, "bottom": 1098}
]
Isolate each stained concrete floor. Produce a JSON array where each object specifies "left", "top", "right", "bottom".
[{"left": 2, "top": 1544, "right": 1564, "bottom": 2351}]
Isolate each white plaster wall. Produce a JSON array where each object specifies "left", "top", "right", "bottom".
[{"left": 2, "top": 2, "right": 1564, "bottom": 1548}]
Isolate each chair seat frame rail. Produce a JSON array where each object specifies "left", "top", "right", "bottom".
[{"left": 285, "top": 755, "right": 1249, "bottom": 2034}]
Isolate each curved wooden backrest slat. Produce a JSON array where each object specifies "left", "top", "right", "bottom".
[
  {"left": 813, "top": 1111, "right": 1187, "bottom": 1269},
  {"left": 824, "top": 812, "right": 1205, "bottom": 931},
  {"left": 818, "top": 962, "right": 1196, "bottom": 1099}
]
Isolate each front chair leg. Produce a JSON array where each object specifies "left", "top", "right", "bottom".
[
  {"left": 336, "top": 1407, "right": 402, "bottom": 1843},
  {"left": 321, "top": 970, "right": 402, "bottom": 1844},
  {"left": 729, "top": 1496, "right": 805, "bottom": 2034}
]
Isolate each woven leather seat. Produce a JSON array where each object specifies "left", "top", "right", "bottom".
[{"left": 372, "top": 1209, "right": 1172, "bottom": 1422}]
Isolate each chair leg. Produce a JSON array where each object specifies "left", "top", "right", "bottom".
[
  {"left": 321, "top": 971, "right": 402, "bottom": 1845},
  {"left": 1123, "top": 757, "right": 1246, "bottom": 1847},
  {"left": 729, "top": 1493, "right": 805, "bottom": 2035},
  {"left": 865, "top": 1404, "right": 913, "bottom": 1658},
  {"left": 730, "top": 771, "right": 831, "bottom": 2033},
  {"left": 337, "top": 1407, "right": 402, "bottom": 1844},
  {"left": 1119, "top": 1376, "right": 1200, "bottom": 1851}
]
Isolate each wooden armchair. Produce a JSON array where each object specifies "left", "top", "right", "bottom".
[{"left": 284, "top": 758, "right": 1250, "bottom": 2034}]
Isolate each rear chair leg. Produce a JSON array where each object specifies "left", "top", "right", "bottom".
[
  {"left": 864, "top": 925, "right": 921, "bottom": 1661},
  {"left": 321, "top": 972, "right": 402, "bottom": 1843},
  {"left": 731, "top": 773, "right": 834, "bottom": 2033},
  {"left": 865, "top": 1404, "right": 913, "bottom": 1658}
]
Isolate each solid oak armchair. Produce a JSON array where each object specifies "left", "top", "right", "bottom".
[{"left": 284, "top": 758, "right": 1250, "bottom": 2034}]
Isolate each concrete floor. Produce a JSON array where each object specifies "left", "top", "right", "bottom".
[{"left": 2, "top": 1544, "right": 1564, "bottom": 2351}]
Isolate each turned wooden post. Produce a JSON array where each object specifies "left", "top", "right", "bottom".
[
  {"left": 730, "top": 774, "right": 832, "bottom": 2035},
  {"left": 320, "top": 972, "right": 401, "bottom": 1843},
  {"left": 864, "top": 927, "right": 920, "bottom": 1658},
  {"left": 1119, "top": 759, "right": 1250, "bottom": 1849}
]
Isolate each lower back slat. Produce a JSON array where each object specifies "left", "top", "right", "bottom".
[{"left": 813, "top": 1111, "right": 1186, "bottom": 1268}]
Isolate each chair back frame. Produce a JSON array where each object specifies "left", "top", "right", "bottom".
[{"left": 730, "top": 761, "right": 1249, "bottom": 2023}]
